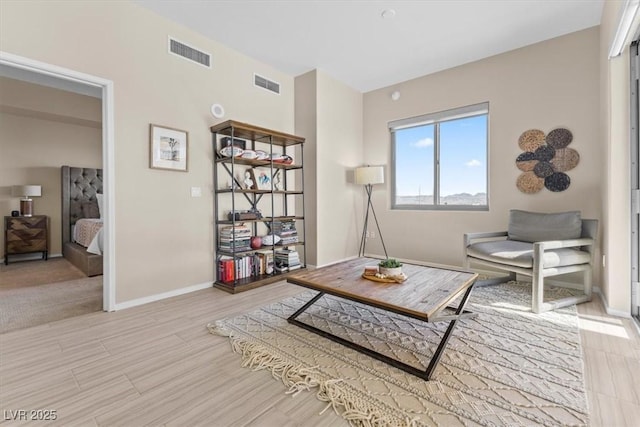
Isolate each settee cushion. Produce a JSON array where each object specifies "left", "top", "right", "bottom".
[
  {"left": 467, "top": 239, "right": 591, "bottom": 269},
  {"left": 508, "top": 210, "right": 582, "bottom": 243}
]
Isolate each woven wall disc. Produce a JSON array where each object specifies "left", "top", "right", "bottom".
[
  {"left": 544, "top": 172, "right": 571, "bottom": 192},
  {"left": 533, "top": 161, "right": 555, "bottom": 178},
  {"left": 550, "top": 147, "right": 580, "bottom": 172},
  {"left": 516, "top": 172, "right": 544, "bottom": 194},
  {"left": 516, "top": 152, "right": 538, "bottom": 171},
  {"left": 546, "top": 128, "right": 573, "bottom": 149},
  {"left": 516, "top": 160, "right": 538, "bottom": 172},
  {"left": 518, "top": 129, "right": 545, "bottom": 152},
  {"left": 534, "top": 145, "right": 555, "bottom": 161}
]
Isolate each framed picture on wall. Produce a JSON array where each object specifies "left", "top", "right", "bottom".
[{"left": 149, "top": 124, "right": 188, "bottom": 172}]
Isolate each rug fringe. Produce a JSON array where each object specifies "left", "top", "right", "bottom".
[
  {"left": 206, "top": 320, "right": 231, "bottom": 337},
  {"left": 209, "top": 325, "right": 417, "bottom": 427}
]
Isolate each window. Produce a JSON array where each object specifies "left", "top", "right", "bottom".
[{"left": 390, "top": 102, "right": 489, "bottom": 210}]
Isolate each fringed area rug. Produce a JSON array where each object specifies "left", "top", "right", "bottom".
[{"left": 207, "top": 282, "right": 588, "bottom": 426}]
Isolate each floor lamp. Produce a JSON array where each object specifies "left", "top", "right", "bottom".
[{"left": 355, "top": 166, "right": 388, "bottom": 258}]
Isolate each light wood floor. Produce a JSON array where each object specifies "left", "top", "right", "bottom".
[{"left": 1, "top": 281, "right": 639, "bottom": 426}]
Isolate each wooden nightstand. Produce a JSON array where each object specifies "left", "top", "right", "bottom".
[{"left": 4, "top": 215, "right": 49, "bottom": 265}]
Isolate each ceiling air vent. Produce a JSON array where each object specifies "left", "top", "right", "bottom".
[
  {"left": 254, "top": 73, "right": 280, "bottom": 94},
  {"left": 168, "top": 37, "right": 211, "bottom": 68}
]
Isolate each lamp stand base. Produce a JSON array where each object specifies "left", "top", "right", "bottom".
[
  {"left": 358, "top": 184, "right": 388, "bottom": 258},
  {"left": 20, "top": 199, "right": 33, "bottom": 217}
]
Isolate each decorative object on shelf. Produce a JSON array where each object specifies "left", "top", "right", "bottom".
[
  {"left": 515, "top": 127, "right": 579, "bottom": 193},
  {"left": 11, "top": 211, "right": 19, "bottom": 217},
  {"left": 256, "top": 170, "right": 271, "bottom": 190},
  {"left": 241, "top": 150, "right": 258, "bottom": 159},
  {"left": 247, "top": 207, "right": 263, "bottom": 219},
  {"left": 228, "top": 210, "right": 261, "bottom": 220},
  {"left": 273, "top": 154, "right": 293, "bottom": 164},
  {"left": 273, "top": 171, "right": 283, "bottom": 191},
  {"left": 254, "top": 150, "right": 268, "bottom": 160},
  {"left": 355, "top": 165, "right": 388, "bottom": 258},
  {"left": 244, "top": 170, "right": 257, "bottom": 189},
  {"left": 220, "top": 137, "right": 246, "bottom": 150},
  {"left": 149, "top": 124, "right": 188, "bottom": 172},
  {"left": 378, "top": 258, "right": 402, "bottom": 276},
  {"left": 250, "top": 236, "right": 262, "bottom": 249},
  {"left": 11, "top": 185, "right": 42, "bottom": 217},
  {"left": 219, "top": 145, "right": 244, "bottom": 158},
  {"left": 262, "top": 234, "right": 281, "bottom": 246}
]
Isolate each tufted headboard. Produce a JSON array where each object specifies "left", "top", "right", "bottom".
[{"left": 61, "top": 166, "right": 103, "bottom": 244}]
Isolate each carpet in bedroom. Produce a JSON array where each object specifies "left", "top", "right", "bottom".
[{"left": 0, "top": 258, "right": 102, "bottom": 334}]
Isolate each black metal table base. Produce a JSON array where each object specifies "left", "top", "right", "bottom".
[{"left": 287, "top": 285, "right": 476, "bottom": 381}]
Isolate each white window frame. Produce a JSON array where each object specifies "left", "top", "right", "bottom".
[{"left": 390, "top": 102, "right": 490, "bottom": 211}]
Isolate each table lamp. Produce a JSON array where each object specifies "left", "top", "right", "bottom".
[
  {"left": 355, "top": 166, "right": 388, "bottom": 258},
  {"left": 12, "top": 185, "right": 42, "bottom": 217}
]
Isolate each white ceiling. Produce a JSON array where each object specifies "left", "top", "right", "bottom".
[{"left": 135, "top": 0, "right": 604, "bottom": 93}]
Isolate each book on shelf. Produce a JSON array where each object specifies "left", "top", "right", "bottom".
[
  {"left": 275, "top": 248, "right": 301, "bottom": 270},
  {"left": 217, "top": 256, "right": 235, "bottom": 282},
  {"left": 271, "top": 220, "right": 298, "bottom": 244},
  {"left": 219, "top": 224, "right": 252, "bottom": 252}
]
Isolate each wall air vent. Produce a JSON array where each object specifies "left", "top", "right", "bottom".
[
  {"left": 168, "top": 37, "right": 211, "bottom": 68},
  {"left": 254, "top": 73, "right": 280, "bottom": 94}
]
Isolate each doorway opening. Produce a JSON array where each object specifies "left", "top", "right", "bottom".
[{"left": 0, "top": 52, "right": 115, "bottom": 316}]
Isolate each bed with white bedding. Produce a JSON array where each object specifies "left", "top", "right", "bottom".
[
  {"left": 61, "top": 166, "right": 103, "bottom": 276},
  {"left": 73, "top": 218, "right": 104, "bottom": 255}
]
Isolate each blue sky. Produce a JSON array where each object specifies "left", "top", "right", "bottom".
[{"left": 395, "top": 115, "right": 487, "bottom": 197}]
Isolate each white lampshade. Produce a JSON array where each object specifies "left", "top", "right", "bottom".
[
  {"left": 12, "top": 185, "right": 42, "bottom": 198},
  {"left": 355, "top": 166, "right": 384, "bottom": 185}
]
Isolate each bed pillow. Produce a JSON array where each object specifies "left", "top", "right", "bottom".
[
  {"left": 96, "top": 193, "right": 104, "bottom": 219},
  {"left": 508, "top": 210, "right": 582, "bottom": 243},
  {"left": 81, "top": 202, "right": 100, "bottom": 219}
]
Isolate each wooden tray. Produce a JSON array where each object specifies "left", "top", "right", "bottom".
[{"left": 362, "top": 273, "right": 407, "bottom": 284}]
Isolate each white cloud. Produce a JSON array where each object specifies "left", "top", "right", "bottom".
[
  {"left": 413, "top": 138, "right": 433, "bottom": 148},
  {"left": 466, "top": 159, "right": 481, "bottom": 167}
]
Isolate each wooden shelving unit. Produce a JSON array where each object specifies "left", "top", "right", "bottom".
[{"left": 211, "top": 120, "right": 306, "bottom": 293}]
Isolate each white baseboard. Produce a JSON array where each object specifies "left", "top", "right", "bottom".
[
  {"left": 308, "top": 255, "right": 360, "bottom": 270},
  {"left": 114, "top": 281, "right": 212, "bottom": 311},
  {"left": 593, "top": 287, "right": 632, "bottom": 318}
]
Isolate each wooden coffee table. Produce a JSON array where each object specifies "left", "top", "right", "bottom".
[{"left": 286, "top": 257, "right": 478, "bottom": 380}]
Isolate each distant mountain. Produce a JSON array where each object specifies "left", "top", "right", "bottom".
[{"left": 396, "top": 192, "right": 486, "bottom": 206}]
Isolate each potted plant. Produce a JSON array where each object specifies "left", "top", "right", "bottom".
[{"left": 378, "top": 258, "right": 402, "bottom": 277}]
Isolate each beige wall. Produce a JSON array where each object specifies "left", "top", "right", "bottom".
[
  {"left": 600, "top": 0, "right": 632, "bottom": 314},
  {"left": 1, "top": 1, "right": 294, "bottom": 303},
  {"left": 295, "top": 70, "right": 363, "bottom": 267},
  {"left": 363, "top": 28, "right": 602, "bottom": 282},
  {"left": 315, "top": 71, "right": 363, "bottom": 265},
  {"left": 0, "top": 77, "right": 102, "bottom": 257},
  {"left": 295, "top": 71, "right": 318, "bottom": 265}
]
